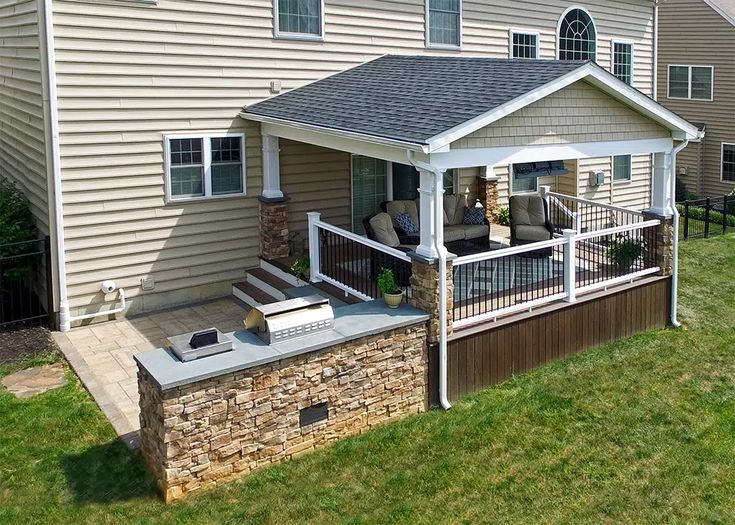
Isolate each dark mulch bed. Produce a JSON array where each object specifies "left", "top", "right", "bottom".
[{"left": 0, "top": 326, "right": 56, "bottom": 365}]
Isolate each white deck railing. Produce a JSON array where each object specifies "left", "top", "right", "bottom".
[
  {"left": 546, "top": 190, "right": 644, "bottom": 235},
  {"left": 307, "top": 212, "right": 412, "bottom": 302},
  {"left": 453, "top": 219, "right": 662, "bottom": 328}
]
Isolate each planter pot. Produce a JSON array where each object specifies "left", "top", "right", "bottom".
[{"left": 383, "top": 291, "right": 404, "bottom": 309}]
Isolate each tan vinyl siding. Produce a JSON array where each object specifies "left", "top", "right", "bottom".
[
  {"left": 50, "top": 0, "right": 656, "bottom": 314},
  {"left": 658, "top": 0, "right": 735, "bottom": 196},
  {"left": 280, "top": 140, "right": 351, "bottom": 240},
  {"left": 451, "top": 81, "right": 670, "bottom": 150},
  {"left": 0, "top": 0, "right": 48, "bottom": 232}
]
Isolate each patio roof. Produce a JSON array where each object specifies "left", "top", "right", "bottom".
[{"left": 241, "top": 55, "right": 702, "bottom": 153}]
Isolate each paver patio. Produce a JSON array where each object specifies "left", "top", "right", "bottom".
[{"left": 54, "top": 298, "right": 248, "bottom": 448}]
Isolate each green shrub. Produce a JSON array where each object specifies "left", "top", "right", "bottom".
[
  {"left": 377, "top": 268, "right": 400, "bottom": 295},
  {"left": 607, "top": 238, "right": 644, "bottom": 271},
  {"left": 290, "top": 255, "right": 310, "bottom": 280},
  {"left": 0, "top": 178, "right": 38, "bottom": 246},
  {"left": 497, "top": 207, "right": 510, "bottom": 226}
]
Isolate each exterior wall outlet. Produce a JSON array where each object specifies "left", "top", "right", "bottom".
[
  {"left": 270, "top": 79, "right": 282, "bottom": 94},
  {"left": 141, "top": 276, "right": 155, "bottom": 291}
]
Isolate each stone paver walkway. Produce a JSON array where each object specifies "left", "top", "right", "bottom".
[
  {"left": 54, "top": 298, "right": 248, "bottom": 448},
  {"left": 2, "top": 363, "right": 67, "bottom": 398}
]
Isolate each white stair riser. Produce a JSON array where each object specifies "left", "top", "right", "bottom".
[
  {"left": 259, "top": 259, "right": 308, "bottom": 287},
  {"left": 232, "top": 286, "right": 262, "bottom": 308},
  {"left": 246, "top": 274, "right": 287, "bottom": 301}
]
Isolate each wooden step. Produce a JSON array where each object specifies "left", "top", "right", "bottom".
[
  {"left": 232, "top": 281, "right": 278, "bottom": 308},
  {"left": 246, "top": 267, "right": 293, "bottom": 301}
]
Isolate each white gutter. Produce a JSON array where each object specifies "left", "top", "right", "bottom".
[
  {"left": 669, "top": 138, "right": 689, "bottom": 327},
  {"left": 408, "top": 152, "right": 452, "bottom": 411},
  {"left": 41, "top": 0, "right": 70, "bottom": 332}
]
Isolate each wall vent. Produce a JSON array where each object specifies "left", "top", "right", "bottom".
[{"left": 299, "top": 402, "right": 328, "bottom": 427}]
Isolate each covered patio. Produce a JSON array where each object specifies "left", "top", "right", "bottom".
[{"left": 242, "top": 54, "right": 700, "bottom": 408}]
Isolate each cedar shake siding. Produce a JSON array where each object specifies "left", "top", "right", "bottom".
[
  {"left": 49, "top": 0, "right": 657, "bottom": 316},
  {"left": 658, "top": 0, "right": 735, "bottom": 196}
]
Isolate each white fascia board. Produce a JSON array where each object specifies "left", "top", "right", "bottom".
[
  {"left": 256, "top": 120, "right": 429, "bottom": 165},
  {"left": 425, "top": 63, "right": 701, "bottom": 152},
  {"left": 242, "top": 113, "right": 428, "bottom": 154},
  {"left": 703, "top": 0, "right": 735, "bottom": 27},
  {"left": 428, "top": 137, "right": 674, "bottom": 170}
]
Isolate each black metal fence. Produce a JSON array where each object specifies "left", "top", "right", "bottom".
[
  {"left": 317, "top": 228, "right": 413, "bottom": 302},
  {"left": 678, "top": 195, "right": 733, "bottom": 240},
  {"left": 0, "top": 236, "right": 54, "bottom": 330}
]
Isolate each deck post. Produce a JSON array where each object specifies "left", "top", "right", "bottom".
[
  {"left": 649, "top": 151, "right": 674, "bottom": 217},
  {"left": 261, "top": 134, "right": 284, "bottom": 200},
  {"left": 642, "top": 211, "right": 675, "bottom": 276},
  {"left": 478, "top": 166, "right": 501, "bottom": 223},
  {"left": 563, "top": 229, "right": 577, "bottom": 303},
  {"left": 415, "top": 169, "right": 440, "bottom": 259},
  {"left": 307, "top": 212, "right": 322, "bottom": 283}
]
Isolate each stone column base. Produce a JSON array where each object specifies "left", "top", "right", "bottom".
[
  {"left": 409, "top": 257, "right": 454, "bottom": 343},
  {"left": 477, "top": 176, "right": 500, "bottom": 224},
  {"left": 259, "top": 196, "right": 290, "bottom": 260},
  {"left": 643, "top": 211, "right": 675, "bottom": 276}
]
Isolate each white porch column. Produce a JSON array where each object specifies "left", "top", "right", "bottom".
[
  {"left": 416, "top": 168, "right": 441, "bottom": 259},
  {"left": 261, "top": 134, "right": 284, "bottom": 199},
  {"left": 649, "top": 151, "right": 673, "bottom": 217}
]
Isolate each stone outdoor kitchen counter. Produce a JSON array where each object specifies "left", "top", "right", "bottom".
[{"left": 134, "top": 301, "right": 429, "bottom": 391}]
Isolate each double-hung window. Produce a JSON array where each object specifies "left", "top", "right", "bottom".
[
  {"left": 668, "top": 65, "right": 713, "bottom": 100},
  {"left": 427, "top": 0, "right": 461, "bottom": 48},
  {"left": 275, "top": 0, "right": 323, "bottom": 39},
  {"left": 510, "top": 31, "right": 539, "bottom": 59},
  {"left": 612, "top": 41, "right": 633, "bottom": 85},
  {"left": 165, "top": 133, "right": 246, "bottom": 202},
  {"left": 612, "top": 155, "right": 632, "bottom": 183},
  {"left": 722, "top": 143, "right": 735, "bottom": 183}
]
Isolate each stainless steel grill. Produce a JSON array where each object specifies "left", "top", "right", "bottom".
[{"left": 245, "top": 295, "right": 334, "bottom": 344}]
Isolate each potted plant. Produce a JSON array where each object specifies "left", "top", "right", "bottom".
[
  {"left": 291, "top": 255, "right": 310, "bottom": 280},
  {"left": 607, "top": 238, "right": 644, "bottom": 272},
  {"left": 377, "top": 268, "right": 404, "bottom": 308}
]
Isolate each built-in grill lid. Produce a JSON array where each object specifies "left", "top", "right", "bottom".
[{"left": 245, "top": 295, "right": 335, "bottom": 345}]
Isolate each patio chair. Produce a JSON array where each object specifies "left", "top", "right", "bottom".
[{"left": 509, "top": 194, "right": 555, "bottom": 258}]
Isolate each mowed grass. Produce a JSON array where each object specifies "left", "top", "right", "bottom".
[{"left": 1, "top": 236, "right": 735, "bottom": 524}]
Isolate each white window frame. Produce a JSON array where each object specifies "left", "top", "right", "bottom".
[
  {"left": 273, "top": 0, "right": 325, "bottom": 41},
  {"left": 510, "top": 165, "right": 539, "bottom": 194},
  {"left": 720, "top": 142, "right": 735, "bottom": 184},
  {"left": 509, "top": 30, "right": 540, "bottom": 59},
  {"left": 164, "top": 131, "right": 246, "bottom": 203},
  {"left": 667, "top": 65, "right": 714, "bottom": 101},
  {"left": 556, "top": 5, "right": 597, "bottom": 62},
  {"left": 425, "top": 0, "right": 463, "bottom": 50},
  {"left": 612, "top": 154, "right": 633, "bottom": 184},
  {"left": 611, "top": 40, "right": 634, "bottom": 85}
]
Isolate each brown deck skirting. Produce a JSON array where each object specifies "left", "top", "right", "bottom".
[{"left": 429, "top": 276, "right": 671, "bottom": 405}]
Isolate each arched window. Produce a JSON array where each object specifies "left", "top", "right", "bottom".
[{"left": 558, "top": 7, "right": 596, "bottom": 61}]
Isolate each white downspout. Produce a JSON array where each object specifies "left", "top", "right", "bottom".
[
  {"left": 653, "top": 0, "right": 660, "bottom": 100},
  {"left": 41, "top": 0, "right": 70, "bottom": 331},
  {"left": 408, "top": 153, "right": 452, "bottom": 410},
  {"left": 669, "top": 139, "right": 689, "bottom": 328}
]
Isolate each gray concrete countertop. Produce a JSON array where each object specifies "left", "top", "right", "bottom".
[{"left": 134, "top": 301, "right": 429, "bottom": 391}]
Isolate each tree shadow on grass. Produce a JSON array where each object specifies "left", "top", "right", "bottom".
[{"left": 60, "top": 437, "right": 159, "bottom": 503}]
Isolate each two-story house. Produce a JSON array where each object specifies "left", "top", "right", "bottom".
[
  {"left": 0, "top": 0, "right": 699, "bottom": 333},
  {"left": 658, "top": 0, "right": 735, "bottom": 197}
]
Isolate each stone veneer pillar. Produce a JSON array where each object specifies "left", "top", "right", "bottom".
[
  {"left": 643, "top": 211, "right": 675, "bottom": 276},
  {"left": 409, "top": 257, "right": 454, "bottom": 343},
  {"left": 477, "top": 171, "right": 501, "bottom": 224},
  {"left": 259, "top": 196, "right": 290, "bottom": 260}
]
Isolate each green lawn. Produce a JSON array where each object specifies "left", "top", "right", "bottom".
[{"left": 2, "top": 236, "right": 735, "bottom": 524}]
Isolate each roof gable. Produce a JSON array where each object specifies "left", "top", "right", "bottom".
[{"left": 704, "top": 0, "right": 735, "bottom": 26}]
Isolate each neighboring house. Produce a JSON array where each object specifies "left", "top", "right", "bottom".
[
  {"left": 0, "top": 0, "right": 698, "bottom": 334},
  {"left": 658, "top": 0, "right": 735, "bottom": 197}
]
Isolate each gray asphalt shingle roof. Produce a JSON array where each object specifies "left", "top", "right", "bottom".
[{"left": 242, "top": 55, "right": 588, "bottom": 145}]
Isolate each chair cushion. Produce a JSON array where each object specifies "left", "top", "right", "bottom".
[
  {"left": 515, "top": 224, "right": 552, "bottom": 242},
  {"left": 369, "top": 213, "right": 400, "bottom": 247},
  {"left": 510, "top": 195, "right": 546, "bottom": 226},
  {"left": 463, "top": 207, "right": 485, "bottom": 225},
  {"left": 443, "top": 194, "right": 468, "bottom": 225},
  {"left": 461, "top": 224, "right": 490, "bottom": 240},
  {"left": 444, "top": 225, "right": 467, "bottom": 243},
  {"left": 385, "top": 200, "right": 419, "bottom": 227},
  {"left": 394, "top": 212, "right": 419, "bottom": 234}
]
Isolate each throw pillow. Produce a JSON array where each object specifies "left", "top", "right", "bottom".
[
  {"left": 395, "top": 212, "right": 419, "bottom": 234},
  {"left": 463, "top": 207, "right": 486, "bottom": 225}
]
